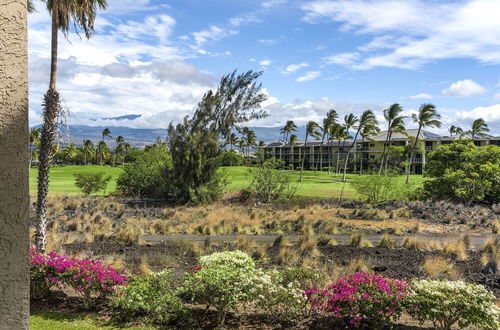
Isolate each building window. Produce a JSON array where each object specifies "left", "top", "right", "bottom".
[{"left": 369, "top": 155, "right": 375, "bottom": 159}]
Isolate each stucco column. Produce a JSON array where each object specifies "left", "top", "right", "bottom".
[{"left": 0, "top": 1, "right": 30, "bottom": 329}]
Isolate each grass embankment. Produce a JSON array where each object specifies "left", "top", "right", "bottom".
[
  {"left": 30, "top": 312, "right": 153, "bottom": 330},
  {"left": 29, "top": 165, "right": 424, "bottom": 198}
]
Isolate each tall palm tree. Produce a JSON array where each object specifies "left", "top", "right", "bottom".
[
  {"left": 469, "top": 118, "right": 489, "bottom": 138},
  {"left": 299, "top": 121, "right": 321, "bottom": 182},
  {"left": 342, "top": 110, "right": 377, "bottom": 182},
  {"left": 29, "top": 128, "right": 42, "bottom": 167},
  {"left": 340, "top": 113, "right": 359, "bottom": 174},
  {"left": 82, "top": 139, "right": 94, "bottom": 165},
  {"left": 63, "top": 143, "right": 77, "bottom": 163},
  {"left": 329, "top": 124, "right": 351, "bottom": 177},
  {"left": 100, "top": 127, "right": 112, "bottom": 164},
  {"left": 289, "top": 134, "right": 298, "bottom": 146},
  {"left": 281, "top": 120, "right": 297, "bottom": 144},
  {"left": 359, "top": 123, "right": 380, "bottom": 175},
  {"left": 228, "top": 132, "right": 239, "bottom": 150},
  {"left": 36, "top": 0, "right": 108, "bottom": 253},
  {"left": 406, "top": 104, "right": 441, "bottom": 184},
  {"left": 97, "top": 140, "right": 109, "bottom": 164},
  {"left": 448, "top": 125, "right": 463, "bottom": 137},
  {"left": 378, "top": 104, "right": 405, "bottom": 175},
  {"left": 113, "top": 135, "right": 124, "bottom": 167},
  {"left": 316, "top": 109, "right": 338, "bottom": 172}
]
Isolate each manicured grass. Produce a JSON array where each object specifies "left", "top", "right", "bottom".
[
  {"left": 29, "top": 165, "right": 122, "bottom": 196},
  {"left": 29, "top": 165, "right": 424, "bottom": 199},
  {"left": 30, "top": 312, "right": 153, "bottom": 330}
]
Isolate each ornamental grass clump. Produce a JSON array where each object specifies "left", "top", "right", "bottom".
[
  {"left": 305, "top": 272, "right": 408, "bottom": 327},
  {"left": 405, "top": 279, "right": 500, "bottom": 330},
  {"left": 182, "top": 250, "right": 258, "bottom": 326},
  {"left": 30, "top": 248, "right": 127, "bottom": 308}
]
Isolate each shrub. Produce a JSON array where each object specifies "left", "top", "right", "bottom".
[
  {"left": 74, "top": 172, "right": 112, "bottom": 196},
  {"left": 220, "top": 150, "right": 244, "bottom": 166},
  {"left": 306, "top": 273, "right": 408, "bottom": 327},
  {"left": 117, "top": 144, "right": 170, "bottom": 198},
  {"left": 30, "top": 249, "right": 127, "bottom": 308},
  {"left": 182, "top": 251, "right": 258, "bottom": 325},
  {"left": 112, "top": 271, "right": 188, "bottom": 325},
  {"left": 405, "top": 279, "right": 500, "bottom": 330},
  {"left": 249, "top": 158, "right": 298, "bottom": 202},
  {"left": 353, "top": 173, "right": 415, "bottom": 203}
]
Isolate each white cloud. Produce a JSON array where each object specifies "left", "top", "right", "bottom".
[
  {"left": 296, "top": 71, "right": 321, "bottom": 82},
  {"left": 454, "top": 104, "right": 500, "bottom": 130},
  {"left": 192, "top": 25, "right": 238, "bottom": 46},
  {"left": 282, "top": 62, "right": 309, "bottom": 74},
  {"left": 494, "top": 92, "right": 500, "bottom": 100},
  {"left": 229, "top": 13, "right": 262, "bottom": 27},
  {"left": 442, "top": 79, "right": 487, "bottom": 98},
  {"left": 408, "top": 93, "right": 433, "bottom": 100},
  {"left": 303, "top": 0, "right": 500, "bottom": 70},
  {"left": 258, "top": 39, "right": 278, "bottom": 45},
  {"left": 261, "top": 0, "right": 288, "bottom": 8},
  {"left": 259, "top": 59, "right": 273, "bottom": 66},
  {"left": 324, "top": 52, "right": 359, "bottom": 66}
]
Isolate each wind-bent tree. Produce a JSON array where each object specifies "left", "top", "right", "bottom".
[
  {"left": 289, "top": 134, "right": 298, "bottom": 145},
  {"left": 448, "top": 125, "right": 463, "bottom": 137},
  {"left": 281, "top": 120, "right": 297, "bottom": 145},
  {"left": 340, "top": 113, "right": 358, "bottom": 173},
  {"left": 329, "top": 123, "right": 351, "bottom": 177},
  {"left": 316, "top": 109, "right": 338, "bottom": 172},
  {"left": 29, "top": 128, "right": 41, "bottom": 167},
  {"left": 299, "top": 121, "right": 321, "bottom": 182},
  {"left": 341, "top": 110, "right": 377, "bottom": 182},
  {"left": 36, "top": 0, "right": 108, "bottom": 253},
  {"left": 406, "top": 103, "right": 441, "bottom": 184},
  {"left": 378, "top": 104, "right": 405, "bottom": 175},
  {"left": 468, "top": 118, "right": 490, "bottom": 138},
  {"left": 359, "top": 123, "right": 380, "bottom": 175}
]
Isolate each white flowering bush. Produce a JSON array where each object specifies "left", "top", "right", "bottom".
[
  {"left": 405, "top": 279, "right": 500, "bottom": 330},
  {"left": 112, "top": 271, "right": 187, "bottom": 325},
  {"left": 253, "top": 269, "right": 308, "bottom": 322},
  {"left": 183, "top": 250, "right": 259, "bottom": 326}
]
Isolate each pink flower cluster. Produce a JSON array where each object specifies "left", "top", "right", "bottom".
[
  {"left": 305, "top": 273, "right": 408, "bottom": 327},
  {"left": 30, "top": 248, "right": 127, "bottom": 307}
]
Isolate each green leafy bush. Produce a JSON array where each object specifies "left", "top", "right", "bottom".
[
  {"left": 249, "top": 158, "right": 298, "bottom": 202},
  {"left": 353, "top": 173, "right": 415, "bottom": 203},
  {"left": 220, "top": 150, "right": 244, "bottom": 166},
  {"left": 73, "top": 172, "right": 111, "bottom": 196},
  {"left": 423, "top": 140, "right": 500, "bottom": 204},
  {"left": 117, "top": 144, "right": 170, "bottom": 198},
  {"left": 182, "top": 251, "right": 258, "bottom": 325},
  {"left": 405, "top": 279, "right": 500, "bottom": 330},
  {"left": 112, "top": 271, "right": 188, "bottom": 325}
]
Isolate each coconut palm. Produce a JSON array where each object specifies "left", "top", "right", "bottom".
[
  {"left": 97, "top": 140, "right": 109, "bottom": 164},
  {"left": 29, "top": 128, "right": 42, "bottom": 167},
  {"left": 406, "top": 104, "right": 441, "bottom": 184},
  {"left": 82, "top": 139, "right": 94, "bottom": 165},
  {"left": 228, "top": 132, "right": 239, "bottom": 151},
  {"left": 316, "top": 109, "right": 338, "bottom": 172},
  {"left": 289, "top": 134, "right": 298, "bottom": 145},
  {"left": 359, "top": 123, "right": 380, "bottom": 175},
  {"left": 63, "top": 143, "right": 77, "bottom": 163},
  {"left": 448, "top": 125, "right": 463, "bottom": 137},
  {"left": 329, "top": 124, "right": 351, "bottom": 177},
  {"left": 280, "top": 120, "right": 297, "bottom": 145},
  {"left": 100, "top": 127, "right": 112, "bottom": 164},
  {"left": 35, "top": 0, "right": 108, "bottom": 253},
  {"left": 378, "top": 104, "right": 405, "bottom": 175},
  {"left": 299, "top": 121, "right": 321, "bottom": 182},
  {"left": 342, "top": 110, "right": 377, "bottom": 182},
  {"left": 469, "top": 118, "right": 490, "bottom": 138},
  {"left": 113, "top": 135, "right": 125, "bottom": 167}
]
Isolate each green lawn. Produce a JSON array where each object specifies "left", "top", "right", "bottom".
[
  {"left": 30, "top": 312, "right": 153, "bottom": 330},
  {"left": 29, "top": 165, "right": 424, "bottom": 199}
]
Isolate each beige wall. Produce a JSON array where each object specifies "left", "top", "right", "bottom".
[{"left": 0, "top": 1, "right": 30, "bottom": 329}]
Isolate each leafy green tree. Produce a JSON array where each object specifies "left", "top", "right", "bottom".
[
  {"left": 35, "top": 0, "right": 107, "bottom": 253},
  {"left": 74, "top": 172, "right": 112, "bottom": 196},
  {"left": 249, "top": 158, "right": 298, "bottom": 202},
  {"left": 220, "top": 150, "right": 244, "bottom": 166},
  {"left": 299, "top": 121, "right": 321, "bottom": 182},
  {"left": 406, "top": 103, "right": 441, "bottom": 184},
  {"left": 422, "top": 140, "right": 500, "bottom": 204},
  {"left": 164, "top": 70, "right": 267, "bottom": 204}
]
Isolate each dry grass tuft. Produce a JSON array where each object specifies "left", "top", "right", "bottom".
[
  {"left": 273, "top": 234, "right": 288, "bottom": 249},
  {"left": 140, "top": 255, "right": 153, "bottom": 275},
  {"left": 235, "top": 236, "right": 256, "bottom": 254},
  {"left": 115, "top": 221, "right": 144, "bottom": 245},
  {"left": 277, "top": 246, "right": 298, "bottom": 266},
  {"left": 379, "top": 233, "right": 396, "bottom": 249},
  {"left": 422, "top": 256, "right": 459, "bottom": 280},
  {"left": 349, "top": 233, "right": 373, "bottom": 248},
  {"left": 401, "top": 236, "right": 441, "bottom": 251},
  {"left": 345, "top": 257, "right": 370, "bottom": 275},
  {"left": 443, "top": 239, "right": 468, "bottom": 261}
]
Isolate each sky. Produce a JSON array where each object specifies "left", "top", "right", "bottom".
[{"left": 28, "top": 0, "right": 500, "bottom": 136}]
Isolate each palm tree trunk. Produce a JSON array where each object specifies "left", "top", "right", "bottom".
[
  {"left": 342, "top": 129, "right": 360, "bottom": 182},
  {"left": 378, "top": 131, "right": 390, "bottom": 175},
  {"left": 383, "top": 132, "right": 392, "bottom": 174},
  {"left": 316, "top": 133, "right": 325, "bottom": 172},
  {"left": 299, "top": 134, "right": 308, "bottom": 182},
  {"left": 406, "top": 126, "right": 422, "bottom": 184},
  {"left": 360, "top": 137, "right": 365, "bottom": 175},
  {"left": 35, "top": 14, "right": 60, "bottom": 253}
]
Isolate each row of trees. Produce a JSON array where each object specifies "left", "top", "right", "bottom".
[{"left": 30, "top": 127, "right": 132, "bottom": 167}]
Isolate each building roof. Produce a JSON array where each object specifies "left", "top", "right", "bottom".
[
  {"left": 263, "top": 140, "right": 354, "bottom": 148},
  {"left": 371, "top": 129, "right": 442, "bottom": 141}
]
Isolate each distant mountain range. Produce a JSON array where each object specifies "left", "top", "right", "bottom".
[{"left": 32, "top": 124, "right": 302, "bottom": 148}]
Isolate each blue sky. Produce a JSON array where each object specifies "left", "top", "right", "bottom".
[{"left": 28, "top": 0, "right": 500, "bottom": 135}]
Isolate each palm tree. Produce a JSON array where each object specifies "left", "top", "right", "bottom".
[
  {"left": 299, "top": 121, "right": 321, "bottom": 182},
  {"left": 281, "top": 120, "right": 297, "bottom": 144},
  {"left": 359, "top": 123, "right": 380, "bottom": 175},
  {"left": 406, "top": 104, "right": 441, "bottom": 184},
  {"left": 97, "top": 140, "right": 109, "bottom": 164},
  {"left": 329, "top": 124, "right": 351, "bottom": 177},
  {"left": 35, "top": 0, "right": 108, "bottom": 253},
  {"left": 82, "top": 139, "right": 94, "bottom": 165},
  {"left": 63, "top": 143, "right": 77, "bottom": 163},
  {"left": 378, "top": 104, "right": 405, "bottom": 175},
  {"left": 316, "top": 109, "right": 338, "bottom": 172},
  {"left": 28, "top": 0, "right": 36, "bottom": 13},
  {"left": 100, "top": 127, "right": 112, "bottom": 164},
  {"left": 448, "top": 125, "right": 463, "bottom": 137},
  {"left": 341, "top": 110, "right": 377, "bottom": 182},
  {"left": 469, "top": 118, "right": 490, "bottom": 138},
  {"left": 113, "top": 135, "right": 125, "bottom": 167},
  {"left": 289, "top": 134, "right": 298, "bottom": 146},
  {"left": 29, "top": 128, "right": 42, "bottom": 167},
  {"left": 228, "top": 133, "right": 239, "bottom": 151},
  {"left": 339, "top": 114, "right": 359, "bottom": 173}
]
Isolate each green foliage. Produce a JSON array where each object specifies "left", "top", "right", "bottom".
[
  {"left": 423, "top": 140, "right": 500, "bottom": 204},
  {"left": 73, "top": 172, "right": 111, "bottom": 196},
  {"left": 220, "top": 150, "right": 244, "bottom": 166},
  {"left": 112, "top": 271, "right": 188, "bottom": 325},
  {"left": 249, "top": 158, "right": 299, "bottom": 202},
  {"left": 182, "top": 251, "right": 258, "bottom": 325},
  {"left": 117, "top": 144, "right": 170, "bottom": 198},
  {"left": 405, "top": 279, "right": 500, "bottom": 330},
  {"left": 353, "top": 172, "right": 415, "bottom": 203}
]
